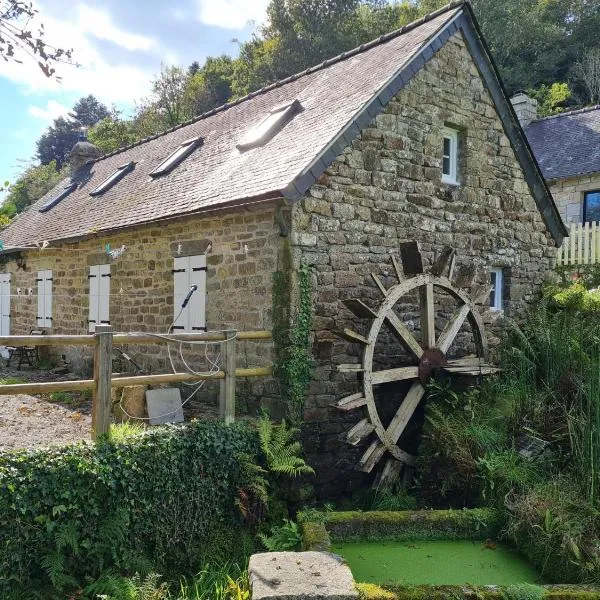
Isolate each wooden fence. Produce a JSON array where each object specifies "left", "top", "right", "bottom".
[
  {"left": 557, "top": 222, "right": 600, "bottom": 266},
  {"left": 0, "top": 327, "right": 272, "bottom": 438}
]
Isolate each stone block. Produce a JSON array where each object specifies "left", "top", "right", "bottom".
[{"left": 249, "top": 551, "right": 358, "bottom": 600}]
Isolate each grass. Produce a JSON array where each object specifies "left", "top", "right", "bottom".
[
  {"left": 0, "top": 376, "right": 25, "bottom": 385},
  {"left": 108, "top": 421, "right": 147, "bottom": 442}
]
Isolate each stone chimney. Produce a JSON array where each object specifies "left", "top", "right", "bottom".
[
  {"left": 510, "top": 92, "right": 538, "bottom": 128},
  {"left": 69, "top": 130, "right": 101, "bottom": 174}
]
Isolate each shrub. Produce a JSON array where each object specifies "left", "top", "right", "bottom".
[
  {"left": 258, "top": 519, "right": 302, "bottom": 551},
  {"left": 0, "top": 420, "right": 258, "bottom": 597}
]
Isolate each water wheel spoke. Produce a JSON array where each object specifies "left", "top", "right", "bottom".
[
  {"left": 343, "top": 298, "right": 377, "bottom": 319},
  {"left": 431, "top": 246, "right": 456, "bottom": 277},
  {"left": 419, "top": 282, "right": 435, "bottom": 349},
  {"left": 384, "top": 381, "right": 426, "bottom": 446},
  {"left": 371, "top": 366, "right": 419, "bottom": 385},
  {"left": 437, "top": 303, "right": 470, "bottom": 354},
  {"left": 359, "top": 440, "right": 386, "bottom": 473},
  {"left": 443, "top": 357, "right": 500, "bottom": 375},
  {"left": 384, "top": 312, "right": 423, "bottom": 359}
]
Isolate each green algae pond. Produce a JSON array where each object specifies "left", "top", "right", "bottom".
[{"left": 331, "top": 540, "right": 543, "bottom": 586}]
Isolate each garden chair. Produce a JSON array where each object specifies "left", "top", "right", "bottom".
[{"left": 6, "top": 329, "right": 45, "bottom": 369}]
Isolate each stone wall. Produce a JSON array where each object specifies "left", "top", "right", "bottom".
[
  {"left": 1, "top": 202, "right": 281, "bottom": 415},
  {"left": 292, "top": 31, "right": 557, "bottom": 498},
  {"left": 549, "top": 173, "right": 600, "bottom": 225}
]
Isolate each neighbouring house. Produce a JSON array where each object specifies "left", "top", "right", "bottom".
[
  {"left": 513, "top": 92, "right": 600, "bottom": 226},
  {"left": 0, "top": 1, "right": 565, "bottom": 496}
]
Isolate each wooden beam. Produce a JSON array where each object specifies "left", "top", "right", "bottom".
[
  {"left": 419, "top": 282, "right": 435, "bottom": 348},
  {"left": 335, "top": 392, "right": 367, "bottom": 411},
  {"left": 224, "top": 329, "right": 236, "bottom": 424},
  {"left": 371, "top": 366, "right": 419, "bottom": 385},
  {"left": 391, "top": 254, "right": 403, "bottom": 281},
  {"left": 92, "top": 325, "right": 113, "bottom": 440},
  {"left": 0, "top": 380, "right": 95, "bottom": 394},
  {"left": 384, "top": 381, "right": 426, "bottom": 447},
  {"left": 400, "top": 241, "right": 424, "bottom": 275},
  {"left": 0, "top": 330, "right": 272, "bottom": 348},
  {"left": 359, "top": 440, "right": 386, "bottom": 473},
  {"left": 384, "top": 312, "right": 424, "bottom": 359},
  {"left": 437, "top": 304, "right": 471, "bottom": 354},
  {"left": 335, "top": 328, "right": 369, "bottom": 346},
  {"left": 346, "top": 418, "right": 375, "bottom": 445},
  {"left": 371, "top": 273, "right": 387, "bottom": 296},
  {"left": 337, "top": 363, "right": 365, "bottom": 373},
  {"left": 431, "top": 246, "right": 456, "bottom": 277},
  {"left": 343, "top": 299, "right": 376, "bottom": 319}
]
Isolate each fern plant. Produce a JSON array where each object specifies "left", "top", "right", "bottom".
[
  {"left": 258, "top": 415, "right": 314, "bottom": 477},
  {"left": 258, "top": 519, "right": 302, "bottom": 551}
]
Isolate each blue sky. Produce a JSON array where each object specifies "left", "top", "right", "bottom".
[{"left": 0, "top": 0, "right": 269, "bottom": 190}]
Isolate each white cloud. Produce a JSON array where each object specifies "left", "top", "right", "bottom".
[
  {"left": 77, "top": 5, "right": 156, "bottom": 52},
  {"left": 27, "top": 100, "right": 72, "bottom": 121},
  {"left": 196, "top": 0, "right": 269, "bottom": 29},
  {"left": 0, "top": 4, "right": 155, "bottom": 105}
]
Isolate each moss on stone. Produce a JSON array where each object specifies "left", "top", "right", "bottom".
[
  {"left": 301, "top": 521, "right": 331, "bottom": 551},
  {"left": 381, "top": 585, "right": 600, "bottom": 599},
  {"left": 356, "top": 583, "right": 397, "bottom": 600},
  {"left": 320, "top": 508, "right": 500, "bottom": 542}
]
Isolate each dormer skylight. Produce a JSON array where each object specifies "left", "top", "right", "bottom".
[
  {"left": 150, "top": 137, "right": 203, "bottom": 178},
  {"left": 39, "top": 182, "right": 77, "bottom": 213},
  {"left": 236, "top": 99, "right": 302, "bottom": 152},
  {"left": 90, "top": 161, "right": 135, "bottom": 196}
]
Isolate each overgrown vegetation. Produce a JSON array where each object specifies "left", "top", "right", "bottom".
[
  {"left": 273, "top": 258, "right": 313, "bottom": 423},
  {"left": 415, "top": 287, "right": 600, "bottom": 584}
]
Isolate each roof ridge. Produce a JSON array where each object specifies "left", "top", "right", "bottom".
[
  {"left": 531, "top": 104, "right": 600, "bottom": 123},
  {"left": 94, "top": 0, "right": 465, "bottom": 163}
]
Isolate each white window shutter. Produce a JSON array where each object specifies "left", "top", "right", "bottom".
[
  {"left": 88, "top": 265, "right": 99, "bottom": 332},
  {"left": 188, "top": 255, "right": 206, "bottom": 332},
  {"left": 37, "top": 271, "right": 45, "bottom": 328},
  {"left": 173, "top": 256, "right": 189, "bottom": 332},
  {"left": 0, "top": 274, "right": 10, "bottom": 336},
  {"left": 98, "top": 264, "right": 111, "bottom": 326},
  {"left": 44, "top": 271, "right": 53, "bottom": 328}
]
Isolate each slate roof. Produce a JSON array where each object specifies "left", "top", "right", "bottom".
[
  {"left": 0, "top": 1, "right": 566, "bottom": 248},
  {"left": 525, "top": 106, "right": 600, "bottom": 181}
]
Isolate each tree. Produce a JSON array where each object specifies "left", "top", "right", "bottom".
[
  {"left": 529, "top": 82, "right": 572, "bottom": 116},
  {"left": 0, "top": 0, "right": 75, "bottom": 78},
  {"left": 88, "top": 114, "right": 138, "bottom": 154},
  {"left": 575, "top": 48, "right": 600, "bottom": 105},
  {"left": 36, "top": 95, "right": 109, "bottom": 167},
  {"left": 0, "top": 161, "right": 64, "bottom": 219}
]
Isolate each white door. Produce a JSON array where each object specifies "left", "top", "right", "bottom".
[{"left": 0, "top": 273, "right": 10, "bottom": 336}]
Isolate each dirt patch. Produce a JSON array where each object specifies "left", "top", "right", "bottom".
[{"left": 0, "top": 367, "right": 92, "bottom": 452}]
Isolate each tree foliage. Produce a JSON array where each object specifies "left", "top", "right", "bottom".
[
  {"left": 36, "top": 95, "right": 109, "bottom": 168},
  {"left": 0, "top": 0, "right": 75, "bottom": 78}
]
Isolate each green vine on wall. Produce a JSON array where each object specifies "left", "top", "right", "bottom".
[{"left": 273, "top": 259, "right": 313, "bottom": 424}]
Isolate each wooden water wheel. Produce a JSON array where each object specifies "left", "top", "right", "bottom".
[{"left": 335, "top": 242, "right": 499, "bottom": 484}]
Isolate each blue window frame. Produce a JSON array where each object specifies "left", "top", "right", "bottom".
[{"left": 584, "top": 190, "right": 600, "bottom": 223}]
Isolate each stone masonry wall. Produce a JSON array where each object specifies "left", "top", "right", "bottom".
[
  {"left": 1, "top": 202, "right": 281, "bottom": 416},
  {"left": 292, "top": 31, "right": 557, "bottom": 498},
  {"left": 549, "top": 173, "right": 600, "bottom": 225}
]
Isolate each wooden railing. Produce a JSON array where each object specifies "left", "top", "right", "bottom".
[
  {"left": 557, "top": 222, "right": 600, "bottom": 266},
  {"left": 0, "top": 327, "right": 272, "bottom": 438}
]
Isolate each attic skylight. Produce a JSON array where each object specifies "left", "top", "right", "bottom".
[
  {"left": 150, "top": 137, "right": 203, "bottom": 177},
  {"left": 39, "top": 182, "right": 77, "bottom": 213},
  {"left": 236, "top": 99, "right": 302, "bottom": 152},
  {"left": 90, "top": 161, "right": 135, "bottom": 196}
]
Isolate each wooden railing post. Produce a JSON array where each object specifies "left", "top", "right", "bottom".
[
  {"left": 219, "top": 329, "right": 237, "bottom": 424},
  {"left": 92, "top": 325, "right": 113, "bottom": 440}
]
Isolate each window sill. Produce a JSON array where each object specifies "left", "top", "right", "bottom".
[{"left": 441, "top": 177, "right": 460, "bottom": 187}]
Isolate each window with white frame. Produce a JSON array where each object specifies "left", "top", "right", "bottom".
[
  {"left": 489, "top": 268, "right": 503, "bottom": 311},
  {"left": 88, "top": 264, "right": 111, "bottom": 332},
  {"left": 36, "top": 270, "right": 53, "bottom": 328},
  {"left": 172, "top": 255, "right": 206, "bottom": 332},
  {"left": 442, "top": 127, "right": 459, "bottom": 185}
]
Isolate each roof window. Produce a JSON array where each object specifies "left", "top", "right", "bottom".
[
  {"left": 237, "top": 99, "right": 302, "bottom": 151},
  {"left": 39, "top": 182, "right": 77, "bottom": 213},
  {"left": 90, "top": 161, "right": 135, "bottom": 196},
  {"left": 150, "top": 137, "right": 203, "bottom": 177}
]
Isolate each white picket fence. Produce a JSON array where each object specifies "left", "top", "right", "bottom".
[{"left": 556, "top": 222, "right": 600, "bottom": 266}]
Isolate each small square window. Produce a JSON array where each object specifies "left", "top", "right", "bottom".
[
  {"left": 583, "top": 190, "right": 600, "bottom": 223},
  {"left": 489, "top": 268, "right": 503, "bottom": 311},
  {"left": 442, "top": 127, "right": 459, "bottom": 185}
]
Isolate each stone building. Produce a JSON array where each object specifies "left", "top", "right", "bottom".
[
  {"left": 0, "top": 2, "right": 565, "bottom": 495},
  {"left": 514, "top": 93, "right": 600, "bottom": 225}
]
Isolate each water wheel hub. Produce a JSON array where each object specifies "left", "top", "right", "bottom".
[{"left": 418, "top": 348, "right": 447, "bottom": 385}]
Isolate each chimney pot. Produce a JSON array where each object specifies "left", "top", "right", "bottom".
[
  {"left": 511, "top": 92, "right": 538, "bottom": 128},
  {"left": 69, "top": 140, "right": 101, "bottom": 175}
]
